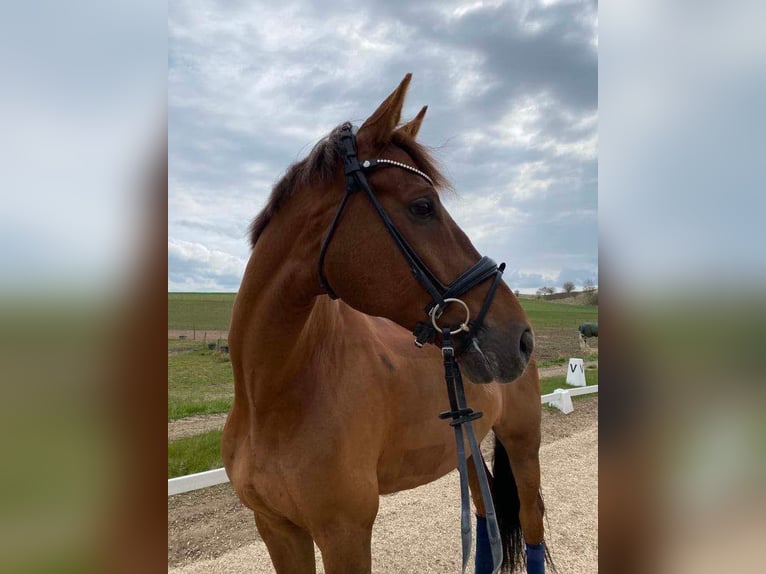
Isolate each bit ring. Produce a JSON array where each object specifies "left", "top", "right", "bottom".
[{"left": 430, "top": 298, "right": 471, "bottom": 335}]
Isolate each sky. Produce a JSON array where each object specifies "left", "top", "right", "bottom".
[{"left": 168, "top": 0, "right": 598, "bottom": 293}]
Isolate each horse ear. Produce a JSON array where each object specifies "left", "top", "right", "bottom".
[
  {"left": 395, "top": 105, "right": 428, "bottom": 139},
  {"left": 360, "top": 73, "right": 412, "bottom": 149}
]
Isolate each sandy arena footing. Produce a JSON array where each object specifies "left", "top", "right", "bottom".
[{"left": 169, "top": 397, "right": 597, "bottom": 573}]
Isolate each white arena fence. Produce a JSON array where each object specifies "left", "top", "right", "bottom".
[
  {"left": 168, "top": 467, "right": 229, "bottom": 496},
  {"left": 540, "top": 384, "right": 598, "bottom": 415},
  {"left": 168, "top": 385, "right": 598, "bottom": 497}
]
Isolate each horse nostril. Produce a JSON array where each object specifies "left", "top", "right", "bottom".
[{"left": 520, "top": 329, "right": 534, "bottom": 361}]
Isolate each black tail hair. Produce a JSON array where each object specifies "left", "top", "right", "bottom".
[
  {"left": 492, "top": 435, "right": 556, "bottom": 573},
  {"left": 492, "top": 435, "right": 523, "bottom": 572}
]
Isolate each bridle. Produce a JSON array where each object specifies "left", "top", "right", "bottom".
[
  {"left": 317, "top": 122, "right": 505, "bottom": 573},
  {"left": 318, "top": 123, "right": 506, "bottom": 347}
]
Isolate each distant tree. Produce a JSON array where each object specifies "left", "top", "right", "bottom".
[
  {"left": 583, "top": 278, "right": 596, "bottom": 292},
  {"left": 514, "top": 289, "right": 520, "bottom": 297},
  {"left": 562, "top": 281, "right": 575, "bottom": 294},
  {"left": 537, "top": 286, "right": 555, "bottom": 298}
]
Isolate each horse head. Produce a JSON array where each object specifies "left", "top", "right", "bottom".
[{"left": 319, "top": 74, "right": 534, "bottom": 383}]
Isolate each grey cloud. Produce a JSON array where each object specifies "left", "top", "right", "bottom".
[
  {"left": 168, "top": 254, "right": 242, "bottom": 292},
  {"left": 361, "top": 0, "right": 597, "bottom": 117},
  {"left": 168, "top": 238, "right": 245, "bottom": 291},
  {"left": 175, "top": 218, "right": 247, "bottom": 242},
  {"left": 169, "top": 0, "right": 597, "bottom": 292}
]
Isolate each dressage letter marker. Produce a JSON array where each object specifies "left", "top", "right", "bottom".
[{"left": 566, "top": 357, "right": 586, "bottom": 387}]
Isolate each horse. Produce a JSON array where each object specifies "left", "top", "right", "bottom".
[
  {"left": 578, "top": 323, "right": 598, "bottom": 350},
  {"left": 222, "top": 74, "right": 552, "bottom": 574}
]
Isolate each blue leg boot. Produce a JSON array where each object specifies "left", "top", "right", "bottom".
[
  {"left": 474, "top": 515, "right": 493, "bottom": 574},
  {"left": 525, "top": 542, "right": 545, "bottom": 574}
]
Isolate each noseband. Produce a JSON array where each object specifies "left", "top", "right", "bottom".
[
  {"left": 318, "top": 123, "right": 506, "bottom": 346},
  {"left": 317, "top": 122, "right": 505, "bottom": 573}
]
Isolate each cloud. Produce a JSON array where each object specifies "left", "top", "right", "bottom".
[
  {"left": 169, "top": 0, "right": 598, "bottom": 292},
  {"left": 168, "top": 238, "right": 245, "bottom": 291}
]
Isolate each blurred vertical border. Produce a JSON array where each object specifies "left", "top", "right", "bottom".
[
  {"left": 0, "top": 1, "right": 168, "bottom": 572},
  {"left": 600, "top": 1, "right": 766, "bottom": 573}
]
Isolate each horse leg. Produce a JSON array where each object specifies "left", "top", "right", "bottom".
[
  {"left": 493, "top": 431, "right": 549, "bottom": 574},
  {"left": 503, "top": 440, "right": 543, "bottom": 544},
  {"left": 314, "top": 519, "right": 375, "bottom": 574},
  {"left": 468, "top": 454, "right": 495, "bottom": 574},
  {"left": 312, "top": 489, "right": 378, "bottom": 574},
  {"left": 468, "top": 454, "right": 493, "bottom": 517},
  {"left": 253, "top": 511, "right": 317, "bottom": 574}
]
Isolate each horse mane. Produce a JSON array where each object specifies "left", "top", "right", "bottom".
[{"left": 249, "top": 124, "right": 450, "bottom": 247}]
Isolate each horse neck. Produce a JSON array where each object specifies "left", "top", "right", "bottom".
[{"left": 231, "top": 196, "right": 339, "bottom": 401}]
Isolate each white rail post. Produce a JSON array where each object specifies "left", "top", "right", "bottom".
[{"left": 552, "top": 388, "right": 574, "bottom": 414}]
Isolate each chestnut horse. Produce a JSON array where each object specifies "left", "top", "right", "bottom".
[{"left": 223, "top": 74, "right": 551, "bottom": 573}]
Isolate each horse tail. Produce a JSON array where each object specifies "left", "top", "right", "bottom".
[
  {"left": 492, "top": 435, "right": 556, "bottom": 573},
  {"left": 492, "top": 434, "right": 523, "bottom": 572}
]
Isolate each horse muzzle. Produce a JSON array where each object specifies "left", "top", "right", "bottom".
[{"left": 458, "top": 322, "right": 533, "bottom": 384}]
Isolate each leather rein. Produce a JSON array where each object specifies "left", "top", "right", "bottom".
[{"left": 318, "top": 123, "right": 504, "bottom": 574}]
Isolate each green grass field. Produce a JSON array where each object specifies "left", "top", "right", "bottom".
[
  {"left": 168, "top": 430, "right": 223, "bottom": 478},
  {"left": 168, "top": 292, "right": 237, "bottom": 331},
  {"left": 536, "top": 352, "right": 598, "bottom": 369},
  {"left": 167, "top": 293, "right": 597, "bottom": 335},
  {"left": 168, "top": 347, "right": 234, "bottom": 420},
  {"left": 540, "top": 369, "right": 598, "bottom": 395},
  {"left": 517, "top": 298, "right": 598, "bottom": 330}
]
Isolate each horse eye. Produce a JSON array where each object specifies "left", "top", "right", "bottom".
[{"left": 409, "top": 198, "right": 434, "bottom": 219}]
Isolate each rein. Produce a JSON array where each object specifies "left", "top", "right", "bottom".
[{"left": 318, "top": 123, "right": 504, "bottom": 574}]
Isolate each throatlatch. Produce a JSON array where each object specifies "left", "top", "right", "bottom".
[{"left": 318, "top": 122, "right": 506, "bottom": 574}]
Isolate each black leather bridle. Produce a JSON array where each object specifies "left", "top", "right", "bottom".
[
  {"left": 317, "top": 122, "right": 504, "bottom": 573},
  {"left": 318, "top": 123, "right": 506, "bottom": 347}
]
